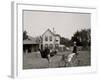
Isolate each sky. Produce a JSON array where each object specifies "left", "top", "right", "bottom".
[{"left": 23, "top": 10, "right": 91, "bottom": 39}]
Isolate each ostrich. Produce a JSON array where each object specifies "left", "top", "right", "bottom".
[
  {"left": 38, "top": 47, "right": 57, "bottom": 65},
  {"left": 38, "top": 48, "right": 51, "bottom": 63}
]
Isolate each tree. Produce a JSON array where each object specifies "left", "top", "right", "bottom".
[
  {"left": 23, "top": 30, "right": 28, "bottom": 40},
  {"left": 71, "top": 29, "right": 91, "bottom": 47},
  {"left": 60, "top": 37, "right": 71, "bottom": 47}
]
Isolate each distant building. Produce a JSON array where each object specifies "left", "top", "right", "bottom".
[
  {"left": 41, "top": 29, "right": 60, "bottom": 50},
  {"left": 23, "top": 36, "right": 39, "bottom": 53}
]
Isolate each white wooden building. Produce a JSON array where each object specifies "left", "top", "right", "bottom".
[{"left": 41, "top": 29, "right": 60, "bottom": 50}]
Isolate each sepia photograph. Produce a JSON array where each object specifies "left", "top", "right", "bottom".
[{"left": 23, "top": 10, "right": 91, "bottom": 69}]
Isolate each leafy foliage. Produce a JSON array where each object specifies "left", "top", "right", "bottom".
[
  {"left": 60, "top": 37, "right": 71, "bottom": 47},
  {"left": 71, "top": 29, "right": 91, "bottom": 47},
  {"left": 23, "top": 30, "right": 28, "bottom": 40}
]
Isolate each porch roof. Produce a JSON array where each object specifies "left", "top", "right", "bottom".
[
  {"left": 23, "top": 36, "right": 39, "bottom": 45},
  {"left": 23, "top": 40, "right": 39, "bottom": 45}
]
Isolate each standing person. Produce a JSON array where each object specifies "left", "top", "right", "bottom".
[
  {"left": 73, "top": 41, "right": 78, "bottom": 56},
  {"left": 67, "top": 41, "right": 78, "bottom": 66},
  {"left": 72, "top": 41, "right": 80, "bottom": 66}
]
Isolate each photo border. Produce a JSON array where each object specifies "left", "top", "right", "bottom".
[{"left": 11, "top": 1, "right": 97, "bottom": 78}]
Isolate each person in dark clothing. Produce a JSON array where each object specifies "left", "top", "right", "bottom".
[{"left": 72, "top": 41, "right": 78, "bottom": 56}]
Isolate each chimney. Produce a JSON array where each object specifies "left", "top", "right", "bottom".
[{"left": 53, "top": 27, "right": 56, "bottom": 34}]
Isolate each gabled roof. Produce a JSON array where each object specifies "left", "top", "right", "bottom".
[
  {"left": 42, "top": 28, "right": 55, "bottom": 37},
  {"left": 42, "top": 28, "right": 60, "bottom": 38}
]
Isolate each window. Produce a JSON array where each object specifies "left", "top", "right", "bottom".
[
  {"left": 49, "top": 44, "right": 53, "bottom": 49},
  {"left": 56, "top": 40, "right": 58, "bottom": 42},
  {"left": 45, "top": 36, "right": 48, "bottom": 41},
  {"left": 49, "top": 36, "right": 52, "bottom": 41},
  {"left": 55, "top": 44, "right": 59, "bottom": 49},
  {"left": 45, "top": 44, "right": 48, "bottom": 48}
]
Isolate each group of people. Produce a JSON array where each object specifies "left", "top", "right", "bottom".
[{"left": 39, "top": 41, "right": 78, "bottom": 66}]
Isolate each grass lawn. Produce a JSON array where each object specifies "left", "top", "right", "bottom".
[{"left": 23, "top": 50, "right": 90, "bottom": 69}]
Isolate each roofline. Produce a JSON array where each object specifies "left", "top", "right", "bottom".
[
  {"left": 55, "top": 34, "right": 61, "bottom": 38},
  {"left": 42, "top": 28, "right": 55, "bottom": 37}
]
